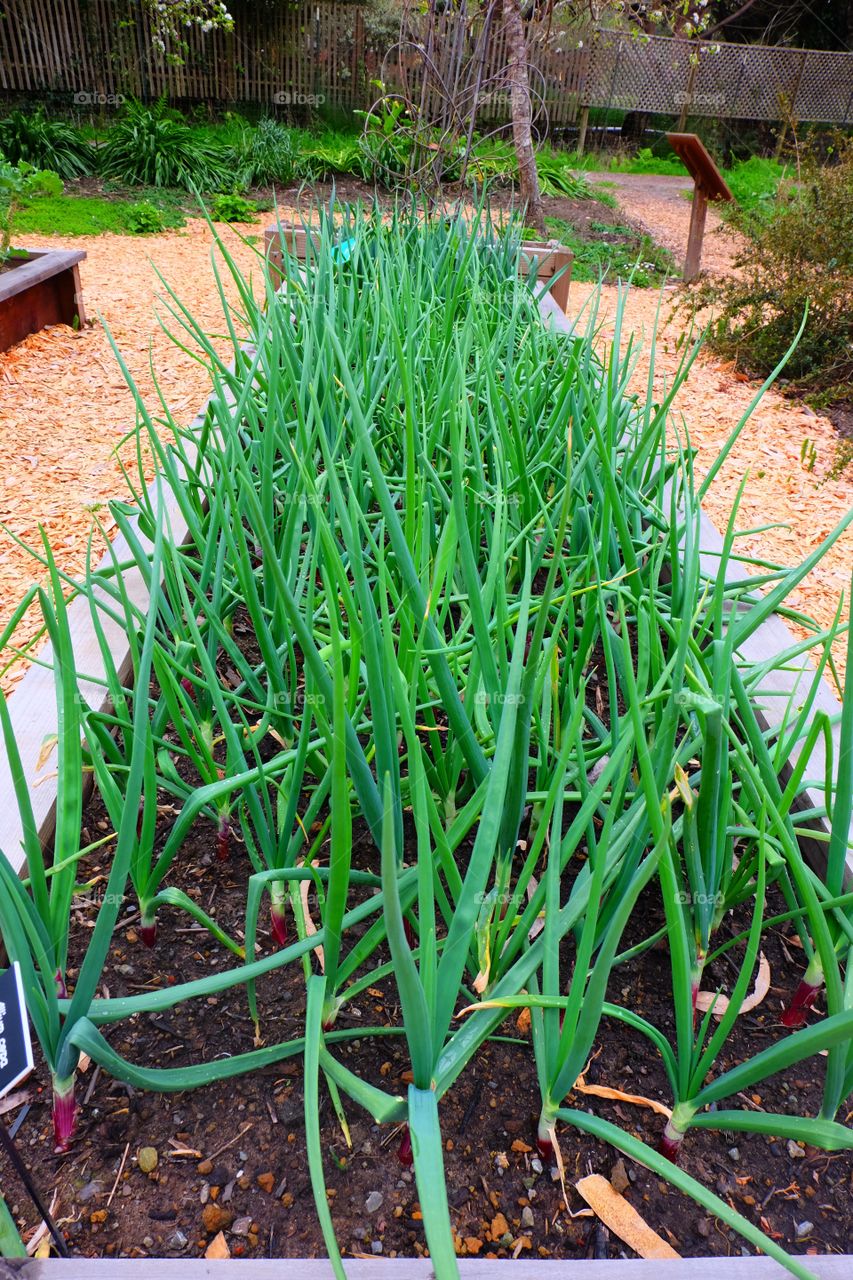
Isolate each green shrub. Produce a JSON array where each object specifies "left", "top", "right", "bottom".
[
  {"left": 99, "top": 100, "right": 226, "bottom": 191},
  {"left": 470, "top": 139, "right": 603, "bottom": 202},
  {"left": 299, "top": 130, "right": 369, "bottom": 180},
  {"left": 124, "top": 200, "right": 167, "bottom": 233},
  {"left": 722, "top": 155, "right": 788, "bottom": 230},
  {"left": 610, "top": 146, "right": 687, "bottom": 176},
  {"left": 211, "top": 192, "right": 258, "bottom": 222},
  {"left": 0, "top": 160, "right": 63, "bottom": 257},
  {"left": 0, "top": 108, "right": 92, "bottom": 179},
  {"left": 234, "top": 117, "right": 300, "bottom": 187},
  {"left": 355, "top": 99, "right": 413, "bottom": 183},
  {"left": 689, "top": 139, "right": 853, "bottom": 396}
]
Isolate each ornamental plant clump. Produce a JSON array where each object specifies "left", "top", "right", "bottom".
[
  {"left": 0, "top": 160, "right": 63, "bottom": 259},
  {"left": 0, "top": 204, "right": 851, "bottom": 1277},
  {"left": 0, "top": 108, "right": 92, "bottom": 179},
  {"left": 99, "top": 99, "right": 226, "bottom": 191}
]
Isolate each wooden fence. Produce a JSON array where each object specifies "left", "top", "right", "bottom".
[{"left": 0, "top": 1, "right": 851, "bottom": 126}]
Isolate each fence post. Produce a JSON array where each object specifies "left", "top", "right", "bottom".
[
  {"left": 676, "top": 43, "right": 699, "bottom": 132},
  {"left": 576, "top": 105, "right": 590, "bottom": 155}
]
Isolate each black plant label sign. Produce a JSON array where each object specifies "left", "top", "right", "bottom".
[{"left": 0, "top": 963, "right": 34, "bottom": 1099}]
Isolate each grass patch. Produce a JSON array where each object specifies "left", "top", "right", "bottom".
[
  {"left": 541, "top": 214, "right": 675, "bottom": 287},
  {"left": 14, "top": 188, "right": 190, "bottom": 236},
  {"left": 721, "top": 155, "right": 788, "bottom": 228}
]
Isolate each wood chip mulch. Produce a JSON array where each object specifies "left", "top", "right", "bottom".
[{"left": 1, "top": 196, "right": 849, "bottom": 696}]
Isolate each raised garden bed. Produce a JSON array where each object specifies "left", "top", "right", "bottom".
[
  {"left": 0, "top": 248, "right": 86, "bottom": 352},
  {"left": 264, "top": 225, "right": 573, "bottom": 313},
  {"left": 0, "top": 213, "right": 851, "bottom": 1277}
]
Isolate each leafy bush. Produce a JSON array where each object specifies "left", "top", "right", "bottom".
[
  {"left": 609, "top": 146, "right": 687, "bottom": 176},
  {"left": 689, "top": 139, "right": 853, "bottom": 396},
  {"left": 234, "top": 117, "right": 300, "bottom": 187},
  {"left": 722, "top": 155, "right": 788, "bottom": 230},
  {"left": 211, "top": 192, "right": 258, "bottom": 222},
  {"left": 470, "top": 139, "right": 602, "bottom": 202},
  {"left": 124, "top": 200, "right": 167, "bottom": 234},
  {"left": 0, "top": 108, "right": 92, "bottom": 179},
  {"left": 299, "top": 130, "right": 369, "bottom": 180},
  {"left": 99, "top": 100, "right": 226, "bottom": 191},
  {"left": 0, "top": 160, "right": 63, "bottom": 258},
  {"left": 355, "top": 98, "right": 413, "bottom": 182}
]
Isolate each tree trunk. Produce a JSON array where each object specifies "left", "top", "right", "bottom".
[{"left": 502, "top": 0, "right": 544, "bottom": 233}]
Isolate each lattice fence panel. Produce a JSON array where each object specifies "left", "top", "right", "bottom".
[
  {"left": 796, "top": 52, "right": 853, "bottom": 124},
  {"left": 586, "top": 29, "right": 853, "bottom": 124},
  {"left": 585, "top": 32, "right": 693, "bottom": 115}
]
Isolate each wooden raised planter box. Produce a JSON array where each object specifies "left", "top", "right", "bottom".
[
  {"left": 0, "top": 291, "right": 850, "bottom": 1280},
  {"left": 263, "top": 226, "right": 573, "bottom": 314},
  {"left": 0, "top": 248, "right": 86, "bottom": 352}
]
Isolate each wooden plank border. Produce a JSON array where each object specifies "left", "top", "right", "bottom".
[
  {"left": 2, "top": 1257, "right": 852, "bottom": 1278},
  {"left": 0, "top": 282, "right": 850, "bottom": 1278},
  {"left": 263, "top": 227, "right": 574, "bottom": 314}
]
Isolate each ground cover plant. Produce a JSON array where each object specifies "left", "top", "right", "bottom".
[
  {"left": 529, "top": 213, "right": 675, "bottom": 286},
  {"left": 0, "top": 160, "right": 63, "bottom": 259},
  {"left": 686, "top": 138, "right": 853, "bottom": 408},
  {"left": 10, "top": 187, "right": 189, "bottom": 237},
  {"left": 0, "top": 204, "right": 851, "bottom": 1275}
]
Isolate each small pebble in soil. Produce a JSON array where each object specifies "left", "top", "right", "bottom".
[
  {"left": 232, "top": 1216, "right": 253, "bottom": 1236},
  {"left": 728, "top": 1148, "right": 740, "bottom": 1161},
  {"left": 787, "top": 1140, "right": 806, "bottom": 1159},
  {"left": 610, "top": 1159, "right": 629, "bottom": 1194},
  {"left": 365, "top": 1191, "right": 384, "bottom": 1214},
  {"left": 530, "top": 1158, "right": 543, "bottom": 1174},
  {"left": 202, "top": 1204, "right": 233, "bottom": 1234},
  {"left": 77, "top": 1181, "right": 103, "bottom": 1204},
  {"left": 137, "top": 1147, "right": 159, "bottom": 1174},
  {"left": 372, "top": 1241, "right": 383, "bottom": 1254},
  {"left": 521, "top": 1206, "right": 534, "bottom": 1228},
  {"left": 796, "top": 1221, "right": 814, "bottom": 1239},
  {"left": 168, "top": 1230, "right": 188, "bottom": 1250}
]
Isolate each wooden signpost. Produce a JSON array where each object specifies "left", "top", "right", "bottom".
[{"left": 666, "top": 133, "right": 734, "bottom": 282}]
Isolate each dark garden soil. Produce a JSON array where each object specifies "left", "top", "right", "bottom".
[
  {"left": 823, "top": 401, "right": 853, "bottom": 444},
  {"left": 2, "top": 750, "right": 852, "bottom": 1261}
]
